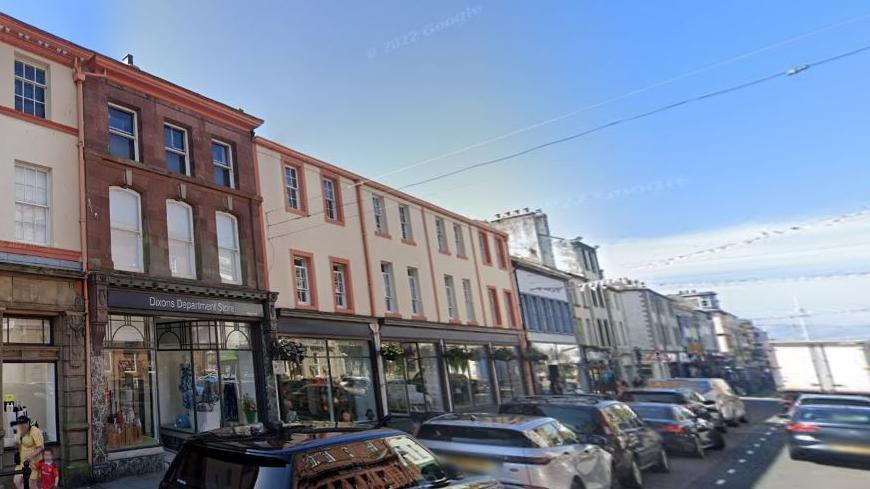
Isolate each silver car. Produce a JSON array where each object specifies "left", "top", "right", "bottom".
[
  {"left": 417, "top": 413, "right": 612, "bottom": 489},
  {"left": 648, "top": 378, "right": 747, "bottom": 426}
]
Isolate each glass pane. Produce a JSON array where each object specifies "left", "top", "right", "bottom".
[
  {"left": 23, "top": 83, "right": 33, "bottom": 99},
  {"left": 193, "top": 350, "right": 221, "bottom": 432},
  {"left": 157, "top": 350, "right": 194, "bottom": 433},
  {"left": 15, "top": 60, "right": 23, "bottom": 77},
  {"left": 5, "top": 317, "right": 50, "bottom": 344},
  {"left": 166, "top": 152, "right": 186, "bottom": 174},
  {"left": 218, "top": 249, "right": 239, "bottom": 283},
  {"left": 329, "top": 340, "right": 376, "bottom": 422},
  {"left": 212, "top": 142, "right": 227, "bottom": 163},
  {"left": 214, "top": 166, "right": 231, "bottom": 187},
  {"left": 219, "top": 350, "right": 259, "bottom": 425},
  {"left": 276, "top": 338, "right": 332, "bottom": 422},
  {"left": 109, "top": 134, "right": 135, "bottom": 160},
  {"left": 105, "top": 350, "right": 156, "bottom": 450},
  {"left": 34, "top": 68, "right": 45, "bottom": 85},
  {"left": 111, "top": 229, "right": 141, "bottom": 272},
  {"left": 14, "top": 79, "right": 22, "bottom": 96},
  {"left": 167, "top": 202, "right": 192, "bottom": 240},
  {"left": 215, "top": 214, "right": 237, "bottom": 248},
  {"left": 24, "top": 64, "right": 34, "bottom": 80},
  {"left": 35, "top": 86, "right": 45, "bottom": 103},
  {"left": 223, "top": 323, "right": 251, "bottom": 349},
  {"left": 108, "top": 107, "right": 134, "bottom": 134},
  {"left": 169, "top": 241, "right": 194, "bottom": 278},
  {"left": 2, "top": 363, "right": 57, "bottom": 448}
]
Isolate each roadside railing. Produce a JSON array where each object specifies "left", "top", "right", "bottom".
[{"left": 0, "top": 460, "right": 32, "bottom": 489}]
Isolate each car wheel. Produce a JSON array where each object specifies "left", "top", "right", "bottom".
[
  {"left": 711, "top": 431, "right": 727, "bottom": 450},
  {"left": 789, "top": 448, "right": 805, "bottom": 461},
  {"left": 691, "top": 436, "right": 706, "bottom": 459},
  {"left": 726, "top": 418, "right": 739, "bottom": 427},
  {"left": 739, "top": 415, "right": 749, "bottom": 423},
  {"left": 716, "top": 424, "right": 728, "bottom": 434},
  {"left": 620, "top": 459, "right": 644, "bottom": 488},
  {"left": 653, "top": 449, "right": 671, "bottom": 473}
]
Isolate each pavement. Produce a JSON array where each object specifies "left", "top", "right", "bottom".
[
  {"left": 81, "top": 471, "right": 164, "bottom": 489},
  {"left": 645, "top": 398, "right": 870, "bottom": 489}
]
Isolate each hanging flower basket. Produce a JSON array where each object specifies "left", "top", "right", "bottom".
[
  {"left": 380, "top": 342, "right": 405, "bottom": 362},
  {"left": 444, "top": 347, "right": 475, "bottom": 371},
  {"left": 524, "top": 348, "right": 549, "bottom": 363},
  {"left": 493, "top": 348, "right": 518, "bottom": 362},
  {"left": 273, "top": 339, "right": 307, "bottom": 366}
]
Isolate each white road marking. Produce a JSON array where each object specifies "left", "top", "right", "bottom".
[
  {"left": 746, "top": 450, "right": 755, "bottom": 454},
  {"left": 754, "top": 443, "right": 761, "bottom": 447},
  {"left": 727, "top": 469, "right": 736, "bottom": 474},
  {"left": 761, "top": 437, "right": 767, "bottom": 441},
  {"left": 716, "top": 479, "right": 727, "bottom": 485},
  {"left": 738, "top": 459, "right": 747, "bottom": 463}
]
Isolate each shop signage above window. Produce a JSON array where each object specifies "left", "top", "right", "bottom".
[{"left": 108, "top": 289, "right": 263, "bottom": 318}]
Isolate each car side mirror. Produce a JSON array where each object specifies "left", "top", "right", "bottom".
[{"left": 440, "top": 461, "right": 465, "bottom": 481}]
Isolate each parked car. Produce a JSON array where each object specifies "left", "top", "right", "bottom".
[
  {"left": 160, "top": 423, "right": 500, "bottom": 489},
  {"left": 619, "top": 388, "right": 728, "bottom": 432},
  {"left": 628, "top": 402, "right": 725, "bottom": 458},
  {"left": 416, "top": 413, "right": 612, "bottom": 489},
  {"left": 787, "top": 405, "right": 870, "bottom": 464},
  {"left": 780, "top": 392, "right": 870, "bottom": 418},
  {"left": 646, "top": 378, "right": 747, "bottom": 426},
  {"left": 499, "top": 396, "right": 669, "bottom": 488}
]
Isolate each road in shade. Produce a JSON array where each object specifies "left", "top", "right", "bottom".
[{"left": 644, "top": 399, "right": 870, "bottom": 489}]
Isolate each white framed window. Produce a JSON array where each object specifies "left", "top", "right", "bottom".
[
  {"left": 435, "top": 218, "right": 449, "bottom": 253},
  {"left": 164, "top": 124, "right": 189, "bottom": 175},
  {"left": 294, "top": 256, "right": 312, "bottom": 305},
  {"left": 14, "top": 164, "right": 50, "bottom": 245},
  {"left": 14, "top": 60, "right": 47, "bottom": 118},
  {"left": 322, "top": 177, "right": 340, "bottom": 222},
  {"left": 444, "top": 275, "right": 459, "bottom": 320},
  {"left": 108, "top": 104, "right": 138, "bottom": 161},
  {"left": 407, "top": 267, "right": 423, "bottom": 316},
  {"left": 453, "top": 224, "right": 466, "bottom": 257},
  {"left": 283, "top": 165, "right": 304, "bottom": 211},
  {"left": 462, "top": 279, "right": 476, "bottom": 322},
  {"left": 381, "top": 262, "right": 396, "bottom": 312},
  {"left": 166, "top": 200, "right": 196, "bottom": 279},
  {"left": 372, "top": 196, "right": 388, "bottom": 234},
  {"left": 216, "top": 212, "right": 241, "bottom": 284},
  {"left": 332, "top": 262, "right": 349, "bottom": 309},
  {"left": 109, "top": 187, "right": 144, "bottom": 272},
  {"left": 398, "top": 205, "right": 413, "bottom": 241},
  {"left": 212, "top": 141, "right": 234, "bottom": 188}
]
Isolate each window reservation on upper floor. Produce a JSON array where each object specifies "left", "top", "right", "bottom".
[
  {"left": 212, "top": 141, "right": 234, "bottom": 188},
  {"left": 14, "top": 164, "right": 50, "bottom": 245},
  {"left": 108, "top": 105, "right": 138, "bottom": 161},
  {"left": 14, "top": 60, "right": 47, "bottom": 118}
]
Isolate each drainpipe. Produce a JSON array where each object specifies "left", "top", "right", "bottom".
[{"left": 73, "top": 58, "right": 92, "bottom": 465}]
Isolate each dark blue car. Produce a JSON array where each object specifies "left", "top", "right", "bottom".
[{"left": 160, "top": 423, "right": 500, "bottom": 489}]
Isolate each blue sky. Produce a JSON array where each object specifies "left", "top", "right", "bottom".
[{"left": 5, "top": 0, "right": 870, "bottom": 336}]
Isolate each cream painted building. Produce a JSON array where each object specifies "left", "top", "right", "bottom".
[
  {"left": 255, "top": 137, "right": 525, "bottom": 424},
  {"left": 0, "top": 14, "right": 91, "bottom": 484}
]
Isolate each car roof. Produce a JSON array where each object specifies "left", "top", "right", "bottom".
[
  {"left": 185, "top": 424, "right": 406, "bottom": 461},
  {"left": 626, "top": 389, "right": 687, "bottom": 395},
  {"left": 425, "top": 413, "right": 554, "bottom": 431},
  {"left": 629, "top": 401, "right": 680, "bottom": 409},
  {"left": 797, "top": 394, "right": 870, "bottom": 403},
  {"left": 504, "top": 395, "right": 620, "bottom": 408}
]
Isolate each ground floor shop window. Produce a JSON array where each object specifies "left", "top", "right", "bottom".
[
  {"left": 445, "top": 344, "right": 494, "bottom": 410},
  {"left": 157, "top": 321, "right": 258, "bottom": 434},
  {"left": 493, "top": 347, "right": 524, "bottom": 401},
  {"left": 276, "top": 338, "right": 377, "bottom": 423},
  {"left": 2, "top": 363, "right": 57, "bottom": 448},
  {"left": 105, "top": 349, "right": 157, "bottom": 450},
  {"left": 383, "top": 342, "right": 445, "bottom": 414},
  {"left": 530, "top": 342, "right": 582, "bottom": 395}
]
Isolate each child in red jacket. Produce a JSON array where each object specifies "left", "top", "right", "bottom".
[{"left": 34, "top": 447, "right": 59, "bottom": 489}]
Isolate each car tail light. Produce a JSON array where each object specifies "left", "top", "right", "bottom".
[
  {"left": 661, "top": 424, "right": 687, "bottom": 434},
  {"left": 786, "top": 423, "right": 820, "bottom": 433}
]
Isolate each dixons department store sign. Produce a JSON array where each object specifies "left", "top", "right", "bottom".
[{"left": 108, "top": 289, "right": 263, "bottom": 318}]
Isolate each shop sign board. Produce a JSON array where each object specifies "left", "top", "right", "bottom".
[{"left": 108, "top": 289, "right": 264, "bottom": 318}]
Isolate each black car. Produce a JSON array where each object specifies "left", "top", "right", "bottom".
[
  {"left": 787, "top": 405, "right": 870, "bottom": 465},
  {"left": 500, "top": 396, "right": 669, "bottom": 488},
  {"left": 160, "top": 423, "right": 499, "bottom": 489},
  {"left": 628, "top": 402, "right": 725, "bottom": 458},
  {"left": 620, "top": 388, "right": 727, "bottom": 432}
]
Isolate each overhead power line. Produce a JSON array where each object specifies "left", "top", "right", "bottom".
[
  {"left": 265, "top": 13, "right": 870, "bottom": 229},
  {"left": 651, "top": 270, "right": 870, "bottom": 289},
  {"left": 398, "top": 43, "right": 870, "bottom": 191}
]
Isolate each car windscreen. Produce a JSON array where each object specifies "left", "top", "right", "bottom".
[
  {"left": 799, "top": 398, "right": 870, "bottom": 408},
  {"left": 536, "top": 405, "right": 601, "bottom": 435},
  {"left": 628, "top": 392, "right": 683, "bottom": 404},
  {"left": 293, "top": 434, "right": 449, "bottom": 489},
  {"left": 630, "top": 404, "right": 675, "bottom": 420},
  {"left": 796, "top": 407, "right": 870, "bottom": 425},
  {"left": 164, "top": 446, "right": 286, "bottom": 489},
  {"left": 417, "top": 425, "right": 533, "bottom": 447}
]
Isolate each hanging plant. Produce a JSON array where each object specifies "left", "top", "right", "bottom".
[
  {"left": 380, "top": 342, "right": 405, "bottom": 362},
  {"left": 444, "top": 347, "right": 475, "bottom": 371},
  {"left": 524, "top": 348, "right": 549, "bottom": 363},
  {"left": 493, "top": 348, "right": 518, "bottom": 362},
  {"left": 273, "top": 339, "right": 307, "bottom": 365}
]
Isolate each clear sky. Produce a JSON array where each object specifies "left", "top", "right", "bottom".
[{"left": 5, "top": 0, "right": 870, "bottom": 337}]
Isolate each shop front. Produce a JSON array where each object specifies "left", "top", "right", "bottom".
[
  {"left": 0, "top": 266, "right": 87, "bottom": 485},
  {"left": 380, "top": 320, "right": 525, "bottom": 422},
  {"left": 87, "top": 277, "right": 273, "bottom": 481},
  {"left": 527, "top": 338, "right": 583, "bottom": 395}
]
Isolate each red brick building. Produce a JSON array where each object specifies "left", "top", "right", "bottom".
[{"left": 80, "top": 54, "right": 277, "bottom": 480}]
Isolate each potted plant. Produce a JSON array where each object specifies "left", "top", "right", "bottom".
[
  {"left": 443, "top": 347, "right": 475, "bottom": 371},
  {"left": 524, "top": 348, "right": 549, "bottom": 363},
  {"left": 380, "top": 342, "right": 405, "bottom": 362},
  {"left": 242, "top": 393, "right": 257, "bottom": 424},
  {"left": 493, "top": 348, "right": 518, "bottom": 362}
]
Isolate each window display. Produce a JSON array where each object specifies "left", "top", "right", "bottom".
[
  {"left": 493, "top": 347, "right": 525, "bottom": 401},
  {"left": 276, "top": 338, "right": 377, "bottom": 423},
  {"left": 384, "top": 342, "right": 445, "bottom": 414},
  {"left": 530, "top": 342, "right": 582, "bottom": 395},
  {"left": 2, "top": 363, "right": 57, "bottom": 448},
  {"left": 105, "top": 315, "right": 156, "bottom": 450},
  {"left": 445, "top": 344, "right": 494, "bottom": 410},
  {"left": 156, "top": 321, "right": 258, "bottom": 435}
]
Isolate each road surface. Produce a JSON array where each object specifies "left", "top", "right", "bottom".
[{"left": 645, "top": 399, "right": 870, "bottom": 489}]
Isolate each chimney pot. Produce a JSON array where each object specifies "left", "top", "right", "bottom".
[{"left": 122, "top": 53, "right": 135, "bottom": 66}]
